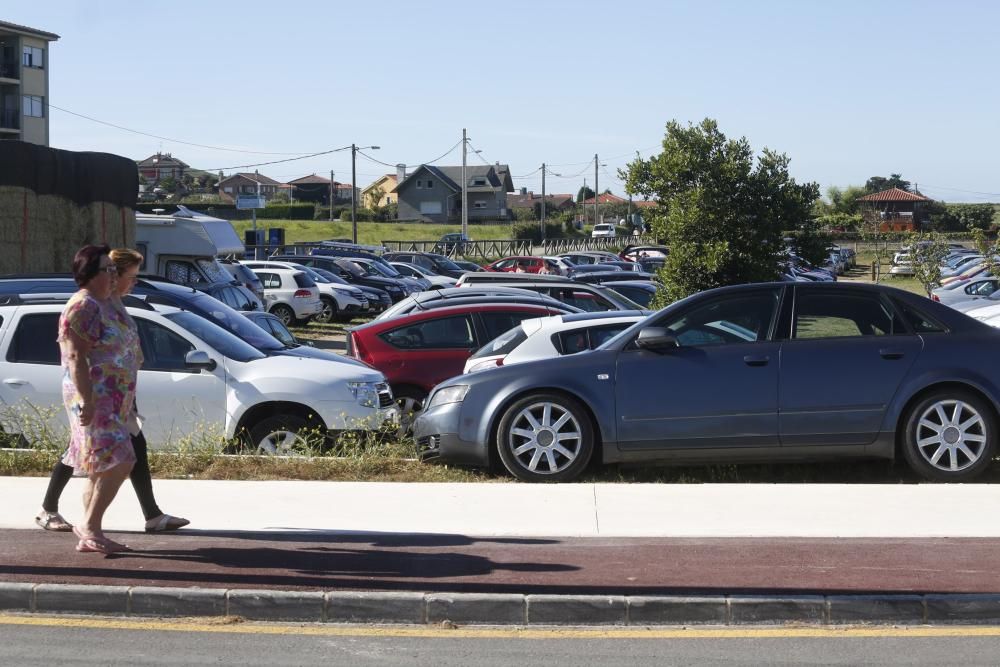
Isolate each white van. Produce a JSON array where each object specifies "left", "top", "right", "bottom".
[{"left": 135, "top": 206, "right": 243, "bottom": 286}]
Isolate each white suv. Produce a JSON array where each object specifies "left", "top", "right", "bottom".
[
  {"left": 242, "top": 261, "right": 368, "bottom": 323},
  {"left": 250, "top": 267, "right": 323, "bottom": 325},
  {"left": 0, "top": 298, "right": 395, "bottom": 453},
  {"left": 591, "top": 223, "right": 616, "bottom": 238}
]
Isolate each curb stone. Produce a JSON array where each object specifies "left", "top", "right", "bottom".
[{"left": 5, "top": 584, "right": 1000, "bottom": 626}]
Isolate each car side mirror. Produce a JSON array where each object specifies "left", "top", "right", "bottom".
[
  {"left": 184, "top": 350, "right": 217, "bottom": 372},
  {"left": 635, "top": 327, "right": 679, "bottom": 352}
]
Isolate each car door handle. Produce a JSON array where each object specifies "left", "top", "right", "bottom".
[
  {"left": 743, "top": 355, "right": 770, "bottom": 367},
  {"left": 880, "top": 349, "right": 905, "bottom": 360},
  {"left": 3, "top": 379, "right": 27, "bottom": 386}
]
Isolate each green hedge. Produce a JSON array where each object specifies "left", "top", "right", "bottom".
[
  {"left": 512, "top": 221, "right": 567, "bottom": 243},
  {"left": 256, "top": 204, "right": 315, "bottom": 219}
]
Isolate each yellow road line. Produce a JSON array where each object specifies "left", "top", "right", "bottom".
[{"left": 2, "top": 615, "right": 1000, "bottom": 639}]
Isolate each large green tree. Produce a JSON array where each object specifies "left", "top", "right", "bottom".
[
  {"left": 622, "top": 118, "right": 820, "bottom": 302},
  {"left": 865, "top": 173, "right": 911, "bottom": 193}
]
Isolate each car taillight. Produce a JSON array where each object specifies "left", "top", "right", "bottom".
[
  {"left": 495, "top": 358, "right": 504, "bottom": 367},
  {"left": 350, "top": 333, "right": 371, "bottom": 364},
  {"left": 931, "top": 294, "right": 940, "bottom": 302},
  {"left": 293, "top": 289, "right": 312, "bottom": 298}
]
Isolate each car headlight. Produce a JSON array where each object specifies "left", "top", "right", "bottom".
[
  {"left": 347, "top": 381, "right": 380, "bottom": 408},
  {"left": 427, "top": 385, "right": 469, "bottom": 409}
]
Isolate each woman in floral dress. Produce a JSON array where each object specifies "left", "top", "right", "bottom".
[{"left": 58, "top": 245, "right": 139, "bottom": 554}]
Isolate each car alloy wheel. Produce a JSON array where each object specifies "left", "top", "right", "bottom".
[
  {"left": 271, "top": 304, "right": 295, "bottom": 327},
  {"left": 903, "top": 389, "right": 996, "bottom": 481},
  {"left": 914, "top": 399, "right": 987, "bottom": 473},
  {"left": 497, "top": 393, "right": 594, "bottom": 482},
  {"left": 248, "top": 414, "right": 312, "bottom": 455},
  {"left": 394, "top": 388, "right": 427, "bottom": 438},
  {"left": 314, "top": 297, "right": 337, "bottom": 324}
]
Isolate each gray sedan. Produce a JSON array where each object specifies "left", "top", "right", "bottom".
[{"left": 414, "top": 282, "right": 1000, "bottom": 483}]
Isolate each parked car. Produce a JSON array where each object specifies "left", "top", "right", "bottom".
[
  {"left": 591, "top": 223, "right": 616, "bottom": 238},
  {"left": 485, "top": 256, "right": 550, "bottom": 274},
  {"left": 464, "top": 311, "right": 649, "bottom": 373},
  {"left": 590, "top": 280, "right": 658, "bottom": 308},
  {"left": 275, "top": 255, "right": 411, "bottom": 303},
  {"left": 375, "top": 287, "right": 581, "bottom": 321},
  {"left": 619, "top": 245, "right": 668, "bottom": 263},
  {"left": 240, "top": 310, "right": 369, "bottom": 369},
  {"left": 308, "top": 267, "right": 390, "bottom": 314},
  {"left": 541, "top": 256, "right": 576, "bottom": 276},
  {"left": 342, "top": 257, "right": 427, "bottom": 293},
  {"left": 388, "top": 262, "right": 458, "bottom": 289},
  {"left": 0, "top": 276, "right": 348, "bottom": 365},
  {"left": 456, "top": 273, "right": 646, "bottom": 311},
  {"left": 572, "top": 271, "right": 656, "bottom": 284},
  {"left": 559, "top": 251, "right": 621, "bottom": 266},
  {"left": 383, "top": 251, "right": 468, "bottom": 279},
  {"left": 241, "top": 260, "right": 368, "bottom": 323},
  {"left": 347, "top": 303, "right": 569, "bottom": 430},
  {"left": 250, "top": 267, "right": 323, "bottom": 326},
  {"left": 416, "top": 281, "right": 1000, "bottom": 483},
  {"left": 195, "top": 282, "right": 263, "bottom": 312},
  {"left": 434, "top": 233, "right": 471, "bottom": 255},
  {"left": 219, "top": 258, "right": 265, "bottom": 302},
  {"left": 931, "top": 278, "right": 1000, "bottom": 305},
  {"left": 452, "top": 260, "right": 485, "bottom": 273},
  {"left": 0, "top": 297, "right": 394, "bottom": 454}
]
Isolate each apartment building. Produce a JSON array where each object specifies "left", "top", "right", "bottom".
[{"left": 0, "top": 20, "right": 59, "bottom": 146}]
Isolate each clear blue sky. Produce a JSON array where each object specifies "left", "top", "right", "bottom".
[{"left": 9, "top": 0, "right": 1000, "bottom": 202}]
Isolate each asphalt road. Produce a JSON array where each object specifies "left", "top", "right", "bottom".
[{"left": 3, "top": 617, "right": 1000, "bottom": 666}]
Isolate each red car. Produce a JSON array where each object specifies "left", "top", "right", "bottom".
[
  {"left": 346, "top": 303, "right": 565, "bottom": 424},
  {"left": 486, "top": 256, "right": 549, "bottom": 273}
]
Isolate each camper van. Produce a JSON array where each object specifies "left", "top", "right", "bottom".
[{"left": 135, "top": 206, "right": 243, "bottom": 285}]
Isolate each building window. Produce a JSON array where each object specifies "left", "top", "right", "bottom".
[
  {"left": 416, "top": 180, "right": 423, "bottom": 189},
  {"left": 472, "top": 177, "right": 486, "bottom": 186},
  {"left": 223, "top": 187, "right": 233, "bottom": 194},
  {"left": 22, "top": 95, "right": 43, "bottom": 118},
  {"left": 473, "top": 201, "right": 488, "bottom": 209},
  {"left": 426, "top": 179, "right": 433, "bottom": 189},
  {"left": 22, "top": 46, "right": 44, "bottom": 69}
]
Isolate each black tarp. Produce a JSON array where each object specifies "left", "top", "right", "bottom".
[{"left": 0, "top": 140, "right": 137, "bottom": 207}]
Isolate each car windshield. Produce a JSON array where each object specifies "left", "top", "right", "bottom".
[
  {"left": 335, "top": 261, "right": 365, "bottom": 277},
  {"left": 197, "top": 258, "right": 232, "bottom": 283},
  {"left": 177, "top": 290, "right": 284, "bottom": 351},
  {"left": 364, "top": 261, "right": 402, "bottom": 278},
  {"left": 429, "top": 255, "right": 462, "bottom": 271},
  {"left": 603, "top": 287, "right": 645, "bottom": 310},
  {"left": 164, "top": 311, "right": 266, "bottom": 362},
  {"left": 298, "top": 266, "right": 330, "bottom": 284},
  {"left": 264, "top": 318, "right": 298, "bottom": 347}
]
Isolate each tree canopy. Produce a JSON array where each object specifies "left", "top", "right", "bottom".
[
  {"left": 622, "top": 118, "right": 820, "bottom": 302},
  {"left": 864, "top": 173, "right": 911, "bottom": 193}
]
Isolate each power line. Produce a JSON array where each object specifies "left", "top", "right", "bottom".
[
  {"left": 918, "top": 184, "right": 1000, "bottom": 198},
  {"left": 198, "top": 146, "right": 354, "bottom": 173},
  {"left": 356, "top": 139, "right": 464, "bottom": 169},
  {"left": 50, "top": 103, "right": 318, "bottom": 156}
]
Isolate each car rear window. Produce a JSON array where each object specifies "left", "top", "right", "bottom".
[
  {"left": 893, "top": 299, "right": 948, "bottom": 334},
  {"left": 293, "top": 273, "right": 317, "bottom": 288},
  {"left": 469, "top": 325, "right": 528, "bottom": 359}
]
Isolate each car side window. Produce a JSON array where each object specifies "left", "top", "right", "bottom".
[
  {"left": 892, "top": 300, "right": 947, "bottom": 334},
  {"left": 257, "top": 272, "right": 280, "bottom": 289},
  {"left": 7, "top": 313, "right": 60, "bottom": 364},
  {"left": 793, "top": 292, "right": 903, "bottom": 339},
  {"left": 380, "top": 315, "right": 474, "bottom": 350},
  {"left": 414, "top": 257, "right": 433, "bottom": 270},
  {"left": 656, "top": 289, "right": 780, "bottom": 347},
  {"left": 493, "top": 259, "right": 514, "bottom": 271},
  {"left": 135, "top": 318, "right": 196, "bottom": 372},
  {"left": 546, "top": 288, "right": 613, "bottom": 312},
  {"left": 479, "top": 311, "right": 537, "bottom": 341}
]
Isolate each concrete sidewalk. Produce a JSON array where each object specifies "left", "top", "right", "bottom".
[
  {"left": 2, "top": 477, "right": 1000, "bottom": 537},
  {"left": 3, "top": 477, "right": 1000, "bottom": 626}
]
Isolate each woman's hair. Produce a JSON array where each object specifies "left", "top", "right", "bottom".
[
  {"left": 110, "top": 248, "right": 144, "bottom": 275},
  {"left": 72, "top": 244, "right": 112, "bottom": 287}
]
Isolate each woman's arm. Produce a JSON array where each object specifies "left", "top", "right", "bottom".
[{"left": 64, "top": 328, "right": 95, "bottom": 426}]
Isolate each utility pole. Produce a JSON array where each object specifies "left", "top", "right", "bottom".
[
  {"left": 540, "top": 163, "right": 546, "bottom": 243},
  {"left": 581, "top": 178, "right": 587, "bottom": 226},
  {"left": 351, "top": 144, "right": 358, "bottom": 244},
  {"left": 329, "top": 170, "right": 334, "bottom": 221},
  {"left": 593, "top": 154, "right": 599, "bottom": 227},
  {"left": 461, "top": 128, "right": 468, "bottom": 239}
]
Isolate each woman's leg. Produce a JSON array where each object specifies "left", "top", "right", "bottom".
[
  {"left": 79, "top": 460, "right": 133, "bottom": 538},
  {"left": 128, "top": 431, "right": 163, "bottom": 521},
  {"left": 41, "top": 460, "right": 74, "bottom": 513}
]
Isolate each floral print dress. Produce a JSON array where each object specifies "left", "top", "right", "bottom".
[{"left": 58, "top": 291, "right": 141, "bottom": 474}]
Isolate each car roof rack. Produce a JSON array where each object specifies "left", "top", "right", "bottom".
[{"left": 0, "top": 293, "right": 154, "bottom": 310}]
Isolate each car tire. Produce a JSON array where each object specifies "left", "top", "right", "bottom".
[
  {"left": 271, "top": 304, "right": 295, "bottom": 327},
  {"left": 393, "top": 387, "right": 427, "bottom": 438},
  {"left": 248, "top": 414, "right": 314, "bottom": 455},
  {"left": 314, "top": 296, "right": 337, "bottom": 324},
  {"left": 496, "top": 393, "right": 594, "bottom": 482},
  {"left": 901, "top": 388, "right": 997, "bottom": 482}
]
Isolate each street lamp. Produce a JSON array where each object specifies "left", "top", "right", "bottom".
[{"left": 351, "top": 144, "right": 380, "bottom": 244}]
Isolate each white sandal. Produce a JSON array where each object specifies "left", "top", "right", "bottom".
[
  {"left": 144, "top": 514, "right": 190, "bottom": 533},
  {"left": 35, "top": 511, "right": 73, "bottom": 532}
]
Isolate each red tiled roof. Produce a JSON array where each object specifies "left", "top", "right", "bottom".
[
  {"left": 857, "top": 187, "right": 930, "bottom": 202},
  {"left": 287, "top": 174, "right": 331, "bottom": 185},
  {"left": 581, "top": 193, "right": 627, "bottom": 205}
]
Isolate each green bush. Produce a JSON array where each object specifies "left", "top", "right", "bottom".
[
  {"left": 258, "top": 204, "right": 315, "bottom": 220},
  {"left": 511, "top": 220, "right": 566, "bottom": 243}
]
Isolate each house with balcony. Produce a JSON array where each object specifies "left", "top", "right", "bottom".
[
  {"left": 392, "top": 163, "right": 513, "bottom": 223},
  {"left": 136, "top": 152, "right": 189, "bottom": 183},
  {"left": 857, "top": 187, "right": 930, "bottom": 232},
  {"left": 0, "top": 20, "right": 59, "bottom": 146},
  {"left": 218, "top": 172, "right": 285, "bottom": 203}
]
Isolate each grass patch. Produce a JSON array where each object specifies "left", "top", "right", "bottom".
[{"left": 230, "top": 220, "right": 513, "bottom": 246}]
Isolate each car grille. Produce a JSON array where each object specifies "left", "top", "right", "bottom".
[
  {"left": 377, "top": 383, "right": 394, "bottom": 408},
  {"left": 417, "top": 435, "right": 440, "bottom": 460}
]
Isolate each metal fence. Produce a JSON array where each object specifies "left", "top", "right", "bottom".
[
  {"left": 380, "top": 239, "right": 532, "bottom": 261},
  {"left": 541, "top": 235, "right": 660, "bottom": 255}
]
